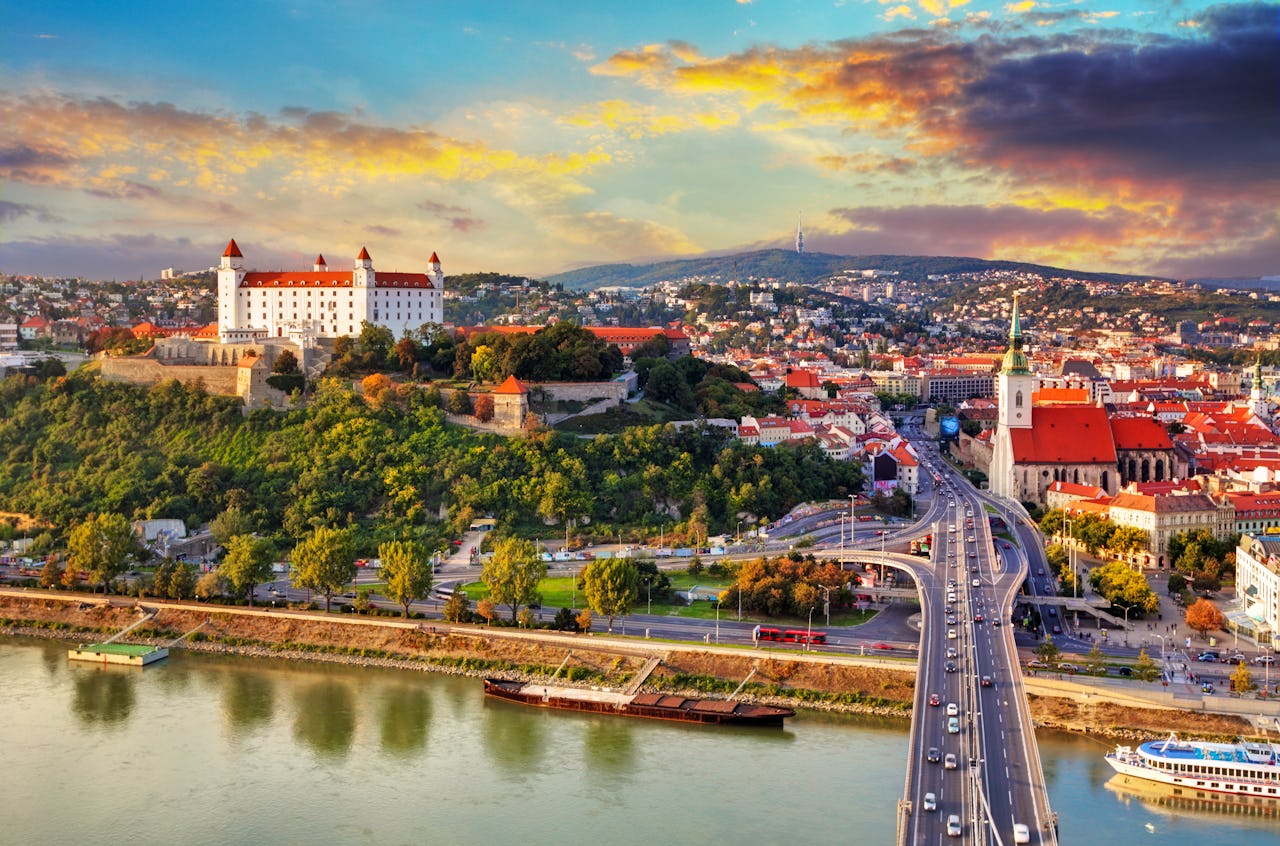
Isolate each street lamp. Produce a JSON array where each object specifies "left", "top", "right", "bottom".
[
  {"left": 819, "top": 585, "right": 832, "bottom": 627},
  {"left": 715, "top": 598, "right": 720, "bottom": 644},
  {"left": 737, "top": 521, "right": 743, "bottom": 545},
  {"left": 1154, "top": 633, "right": 1166, "bottom": 670},
  {"left": 1123, "top": 605, "right": 1131, "bottom": 646},
  {"left": 806, "top": 606, "right": 815, "bottom": 651},
  {"left": 644, "top": 576, "right": 652, "bottom": 616}
]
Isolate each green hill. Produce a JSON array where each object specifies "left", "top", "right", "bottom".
[{"left": 545, "top": 249, "right": 1156, "bottom": 290}]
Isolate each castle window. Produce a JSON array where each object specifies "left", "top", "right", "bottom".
[{"left": 1015, "top": 390, "right": 1023, "bottom": 408}]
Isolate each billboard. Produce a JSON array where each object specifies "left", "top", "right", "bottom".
[{"left": 940, "top": 416, "right": 960, "bottom": 439}]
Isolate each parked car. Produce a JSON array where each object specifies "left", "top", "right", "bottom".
[
  {"left": 1026, "top": 659, "right": 1048, "bottom": 669},
  {"left": 1255, "top": 655, "right": 1275, "bottom": 665}
]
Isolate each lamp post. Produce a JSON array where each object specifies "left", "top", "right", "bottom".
[
  {"left": 819, "top": 585, "right": 832, "bottom": 627},
  {"left": 1123, "top": 605, "right": 1131, "bottom": 647},
  {"left": 806, "top": 606, "right": 815, "bottom": 652},
  {"left": 1154, "top": 633, "right": 1166, "bottom": 671},
  {"left": 715, "top": 598, "right": 720, "bottom": 644},
  {"left": 737, "top": 521, "right": 743, "bottom": 546},
  {"left": 645, "top": 577, "right": 652, "bottom": 616}
]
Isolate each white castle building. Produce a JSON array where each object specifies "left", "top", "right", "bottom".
[{"left": 216, "top": 239, "right": 444, "bottom": 344}]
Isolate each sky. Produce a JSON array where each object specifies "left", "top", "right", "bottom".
[{"left": 1, "top": 1, "right": 1276, "bottom": 281}]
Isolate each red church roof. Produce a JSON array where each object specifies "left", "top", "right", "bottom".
[
  {"left": 1108, "top": 416, "right": 1173, "bottom": 451},
  {"left": 1009, "top": 405, "right": 1117, "bottom": 464}
]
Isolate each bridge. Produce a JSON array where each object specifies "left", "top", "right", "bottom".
[{"left": 817, "top": 454, "right": 1058, "bottom": 844}]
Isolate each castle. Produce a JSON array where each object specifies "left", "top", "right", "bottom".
[{"left": 217, "top": 239, "right": 444, "bottom": 344}]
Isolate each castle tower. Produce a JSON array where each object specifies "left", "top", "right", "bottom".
[
  {"left": 990, "top": 293, "right": 1035, "bottom": 499},
  {"left": 354, "top": 246, "right": 373, "bottom": 289},
  {"left": 795, "top": 212, "right": 804, "bottom": 255},
  {"left": 313, "top": 254, "right": 327, "bottom": 272},
  {"left": 217, "top": 239, "right": 247, "bottom": 337},
  {"left": 427, "top": 251, "right": 443, "bottom": 287}
]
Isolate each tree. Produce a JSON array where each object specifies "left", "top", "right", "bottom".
[
  {"left": 290, "top": 526, "right": 356, "bottom": 612},
  {"left": 1133, "top": 648, "right": 1160, "bottom": 682},
  {"left": 472, "top": 394, "right": 495, "bottom": 422},
  {"left": 1108, "top": 526, "right": 1148, "bottom": 554},
  {"left": 67, "top": 512, "right": 137, "bottom": 593},
  {"left": 581, "top": 558, "right": 640, "bottom": 632},
  {"left": 170, "top": 561, "right": 196, "bottom": 599},
  {"left": 481, "top": 537, "right": 546, "bottom": 621},
  {"left": 273, "top": 349, "right": 299, "bottom": 375},
  {"left": 40, "top": 557, "right": 64, "bottom": 589},
  {"left": 1035, "top": 636, "right": 1060, "bottom": 666},
  {"left": 195, "top": 570, "right": 226, "bottom": 600},
  {"left": 1085, "top": 642, "right": 1106, "bottom": 675},
  {"left": 1231, "top": 660, "right": 1255, "bottom": 693},
  {"left": 221, "top": 534, "right": 276, "bottom": 605},
  {"left": 477, "top": 598, "right": 497, "bottom": 624},
  {"left": 576, "top": 608, "right": 593, "bottom": 633},
  {"left": 553, "top": 606, "right": 578, "bottom": 631},
  {"left": 442, "top": 588, "right": 470, "bottom": 622},
  {"left": 1167, "top": 572, "right": 1187, "bottom": 596},
  {"left": 378, "top": 540, "right": 434, "bottom": 618},
  {"left": 210, "top": 505, "right": 255, "bottom": 548},
  {"left": 1184, "top": 597, "right": 1226, "bottom": 637},
  {"left": 517, "top": 607, "right": 537, "bottom": 629},
  {"left": 446, "top": 390, "right": 473, "bottom": 415}
]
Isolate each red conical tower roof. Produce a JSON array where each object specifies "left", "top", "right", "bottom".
[
  {"left": 494, "top": 375, "right": 529, "bottom": 395},
  {"left": 357, "top": 246, "right": 371, "bottom": 261},
  {"left": 223, "top": 238, "right": 243, "bottom": 257},
  {"left": 428, "top": 251, "right": 440, "bottom": 264},
  {"left": 315, "top": 254, "right": 326, "bottom": 266}
]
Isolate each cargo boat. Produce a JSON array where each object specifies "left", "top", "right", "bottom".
[{"left": 482, "top": 678, "right": 794, "bottom": 727}]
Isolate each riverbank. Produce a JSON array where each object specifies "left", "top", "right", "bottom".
[{"left": 0, "top": 591, "right": 1257, "bottom": 740}]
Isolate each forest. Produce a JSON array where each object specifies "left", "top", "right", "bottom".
[{"left": 0, "top": 368, "right": 863, "bottom": 556}]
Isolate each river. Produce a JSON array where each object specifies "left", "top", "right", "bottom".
[{"left": 2, "top": 637, "right": 1276, "bottom": 845}]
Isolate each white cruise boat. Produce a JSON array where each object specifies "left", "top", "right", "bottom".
[{"left": 1105, "top": 733, "right": 1280, "bottom": 799}]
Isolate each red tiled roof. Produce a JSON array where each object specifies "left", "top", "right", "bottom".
[
  {"left": 1109, "top": 416, "right": 1173, "bottom": 451},
  {"left": 493, "top": 375, "right": 528, "bottom": 395},
  {"left": 238, "top": 271, "right": 435, "bottom": 289},
  {"left": 1009, "top": 405, "right": 1117, "bottom": 464},
  {"left": 1033, "top": 388, "right": 1089, "bottom": 404},
  {"left": 1047, "top": 481, "right": 1108, "bottom": 498}
]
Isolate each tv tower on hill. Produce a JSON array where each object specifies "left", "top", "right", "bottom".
[{"left": 795, "top": 212, "right": 805, "bottom": 254}]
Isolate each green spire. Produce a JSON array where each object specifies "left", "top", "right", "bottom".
[{"left": 1001, "top": 292, "right": 1031, "bottom": 375}]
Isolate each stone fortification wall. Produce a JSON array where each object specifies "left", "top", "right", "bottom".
[
  {"left": 100, "top": 356, "right": 241, "bottom": 395},
  {"left": 539, "top": 380, "right": 627, "bottom": 404}
]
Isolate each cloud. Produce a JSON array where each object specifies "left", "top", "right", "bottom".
[
  {"left": 416, "top": 199, "right": 486, "bottom": 233},
  {"left": 0, "top": 94, "right": 606, "bottom": 202},
  {"left": 0, "top": 233, "right": 287, "bottom": 280},
  {"left": 0, "top": 199, "right": 60, "bottom": 224},
  {"left": 559, "top": 99, "right": 740, "bottom": 138},
  {"left": 543, "top": 210, "right": 701, "bottom": 258}
]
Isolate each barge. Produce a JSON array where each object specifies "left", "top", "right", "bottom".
[{"left": 483, "top": 678, "right": 794, "bottom": 727}]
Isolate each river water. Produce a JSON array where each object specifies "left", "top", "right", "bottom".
[{"left": 2, "top": 638, "right": 1277, "bottom": 845}]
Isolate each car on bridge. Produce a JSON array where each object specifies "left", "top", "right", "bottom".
[
  {"left": 928, "top": 746, "right": 941, "bottom": 763},
  {"left": 947, "top": 717, "right": 960, "bottom": 734},
  {"left": 946, "top": 702, "right": 959, "bottom": 716},
  {"left": 981, "top": 675, "right": 993, "bottom": 687},
  {"left": 923, "top": 792, "right": 937, "bottom": 812},
  {"left": 947, "top": 815, "right": 962, "bottom": 837},
  {"left": 945, "top": 660, "right": 957, "bottom": 673},
  {"left": 929, "top": 693, "right": 941, "bottom": 706},
  {"left": 944, "top": 753, "right": 958, "bottom": 769}
]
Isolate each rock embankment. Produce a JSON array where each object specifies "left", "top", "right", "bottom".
[{"left": 0, "top": 593, "right": 1255, "bottom": 740}]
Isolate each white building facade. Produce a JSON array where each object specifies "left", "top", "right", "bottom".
[
  {"left": 217, "top": 239, "right": 444, "bottom": 343},
  {"left": 1234, "top": 535, "right": 1278, "bottom": 645}
]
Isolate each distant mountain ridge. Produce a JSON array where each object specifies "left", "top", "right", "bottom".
[{"left": 544, "top": 249, "right": 1158, "bottom": 291}]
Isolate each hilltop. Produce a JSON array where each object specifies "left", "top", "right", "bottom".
[{"left": 544, "top": 249, "right": 1158, "bottom": 291}]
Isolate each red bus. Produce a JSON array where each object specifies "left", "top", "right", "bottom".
[
  {"left": 756, "top": 627, "right": 785, "bottom": 642},
  {"left": 783, "top": 629, "right": 826, "bottom": 645}
]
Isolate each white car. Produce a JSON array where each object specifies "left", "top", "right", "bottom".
[
  {"left": 946, "top": 703, "right": 959, "bottom": 717},
  {"left": 923, "top": 792, "right": 937, "bottom": 811},
  {"left": 948, "top": 629, "right": 957, "bottom": 640},
  {"left": 947, "top": 815, "right": 962, "bottom": 837},
  {"left": 944, "top": 753, "right": 958, "bottom": 769}
]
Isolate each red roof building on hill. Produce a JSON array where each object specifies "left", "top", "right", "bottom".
[{"left": 493, "top": 375, "right": 528, "bottom": 395}]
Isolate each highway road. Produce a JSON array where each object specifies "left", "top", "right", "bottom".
[{"left": 888, "top": 424, "right": 1057, "bottom": 846}]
